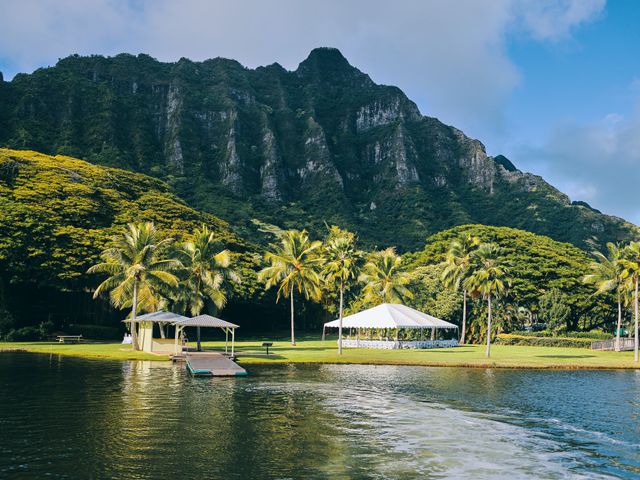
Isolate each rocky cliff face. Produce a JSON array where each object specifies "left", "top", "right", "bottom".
[{"left": 0, "top": 48, "right": 636, "bottom": 250}]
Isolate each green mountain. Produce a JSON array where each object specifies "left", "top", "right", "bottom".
[{"left": 0, "top": 48, "right": 636, "bottom": 250}]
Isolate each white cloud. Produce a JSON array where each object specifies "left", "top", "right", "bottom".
[
  {"left": 513, "top": 97, "right": 640, "bottom": 223},
  {"left": 514, "top": 0, "right": 606, "bottom": 41}
]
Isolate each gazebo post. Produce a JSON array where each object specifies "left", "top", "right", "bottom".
[
  {"left": 322, "top": 326, "right": 326, "bottom": 341},
  {"left": 231, "top": 328, "right": 235, "bottom": 357},
  {"left": 174, "top": 325, "right": 181, "bottom": 355},
  {"left": 225, "top": 328, "right": 229, "bottom": 354},
  {"left": 431, "top": 327, "right": 436, "bottom": 341}
]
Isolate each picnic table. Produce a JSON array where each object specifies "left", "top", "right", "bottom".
[{"left": 57, "top": 335, "right": 83, "bottom": 344}]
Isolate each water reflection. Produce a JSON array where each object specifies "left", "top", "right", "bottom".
[{"left": 1, "top": 354, "right": 639, "bottom": 479}]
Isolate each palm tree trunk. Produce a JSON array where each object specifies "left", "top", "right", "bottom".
[
  {"left": 486, "top": 295, "right": 492, "bottom": 358},
  {"left": 635, "top": 276, "right": 638, "bottom": 362},
  {"left": 290, "top": 289, "right": 296, "bottom": 346},
  {"left": 615, "top": 291, "right": 622, "bottom": 352},
  {"left": 131, "top": 279, "right": 139, "bottom": 351},
  {"left": 461, "top": 289, "right": 467, "bottom": 344},
  {"left": 338, "top": 280, "right": 344, "bottom": 355}
]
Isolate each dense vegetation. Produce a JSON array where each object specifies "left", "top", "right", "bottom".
[
  {"left": 0, "top": 149, "right": 633, "bottom": 350},
  {"left": 404, "top": 225, "right": 617, "bottom": 340},
  {"left": 0, "top": 149, "right": 261, "bottom": 337},
  {"left": 0, "top": 49, "right": 636, "bottom": 251}
]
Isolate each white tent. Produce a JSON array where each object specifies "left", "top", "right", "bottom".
[{"left": 322, "top": 303, "right": 458, "bottom": 349}]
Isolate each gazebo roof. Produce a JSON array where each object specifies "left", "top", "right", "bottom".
[
  {"left": 323, "top": 303, "right": 458, "bottom": 330},
  {"left": 173, "top": 314, "right": 239, "bottom": 329},
  {"left": 123, "top": 311, "right": 189, "bottom": 323}
]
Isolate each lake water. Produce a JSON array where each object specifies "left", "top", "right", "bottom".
[{"left": 0, "top": 353, "right": 639, "bottom": 479}]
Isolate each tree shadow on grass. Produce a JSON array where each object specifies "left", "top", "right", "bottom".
[
  {"left": 535, "top": 355, "right": 596, "bottom": 359},
  {"left": 235, "top": 353, "right": 286, "bottom": 360}
]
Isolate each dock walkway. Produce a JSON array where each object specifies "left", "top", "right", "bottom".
[{"left": 183, "top": 352, "right": 247, "bottom": 377}]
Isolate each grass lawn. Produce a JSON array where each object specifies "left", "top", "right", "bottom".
[
  {"left": 0, "top": 341, "right": 163, "bottom": 361},
  {"left": 1, "top": 337, "right": 640, "bottom": 369}
]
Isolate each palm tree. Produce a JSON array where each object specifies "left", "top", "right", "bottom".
[
  {"left": 88, "top": 222, "right": 180, "bottom": 350},
  {"left": 359, "top": 247, "right": 413, "bottom": 305},
  {"left": 322, "top": 226, "right": 364, "bottom": 354},
  {"left": 258, "top": 229, "right": 323, "bottom": 346},
  {"left": 621, "top": 242, "right": 640, "bottom": 362},
  {"left": 583, "top": 243, "right": 628, "bottom": 351},
  {"left": 441, "top": 234, "right": 480, "bottom": 344},
  {"left": 175, "top": 225, "right": 241, "bottom": 350},
  {"left": 463, "top": 243, "right": 511, "bottom": 358}
]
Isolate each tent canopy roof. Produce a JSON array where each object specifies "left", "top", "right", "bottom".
[
  {"left": 323, "top": 304, "right": 458, "bottom": 330},
  {"left": 123, "top": 311, "right": 189, "bottom": 323},
  {"left": 173, "top": 314, "right": 239, "bottom": 329}
]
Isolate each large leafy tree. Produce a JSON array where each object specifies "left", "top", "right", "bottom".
[
  {"left": 175, "top": 225, "right": 241, "bottom": 350},
  {"left": 359, "top": 248, "right": 413, "bottom": 306},
  {"left": 258, "top": 229, "right": 323, "bottom": 346},
  {"left": 621, "top": 242, "right": 640, "bottom": 362},
  {"left": 441, "top": 234, "right": 480, "bottom": 344},
  {"left": 87, "top": 222, "right": 180, "bottom": 350},
  {"left": 322, "top": 226, "right": 364, "bottom": 355},
  {"left": 464, "top": 243, "right": 511, "bottom": 358},
  {"left": 538, "top": 288, "right": 571, "bottom": 334},
  {"left": 584, "top": 243, "right": 628, "bottom": 351}
]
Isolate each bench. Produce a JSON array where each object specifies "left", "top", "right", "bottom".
[
  {"left": 262, "top": 342, "right": 273, "bottom": 355},
  {"left": 57, "top": 335, "right": 83, "bottom": 344}
]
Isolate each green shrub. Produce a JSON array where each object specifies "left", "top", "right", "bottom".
[
  {"left": 67, "top": 324, "right": 120, "bottom": 340},
  {"left": 4, "top": 326, "right": 44, "bottom": 341},
  {"left": 0, "top": 311, "right": 15, "bottom": 336},
  {"left": 496, "top": 333, "right": 594, "bottom": 349},
  {"left": 509, "top": 330, "right": 612, "bottom": 340}
]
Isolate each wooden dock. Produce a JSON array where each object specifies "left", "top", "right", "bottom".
[{"left": 184, "top": 352, "right": 247, "bottom": 377}]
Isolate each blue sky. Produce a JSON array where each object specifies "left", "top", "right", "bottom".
[{"left": 1, "top": 0, "right": 638, "bottom": 222}]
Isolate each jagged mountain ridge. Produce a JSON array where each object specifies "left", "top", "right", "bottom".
[{"left": 0, "top": 48, "right": 636, "bottom": 250}]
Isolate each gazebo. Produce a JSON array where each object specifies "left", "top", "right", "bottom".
[
  {"left": 173, "top": 314, "right": 240, "bottom": 356},
  {"left": 322, "top": 303, "right": 459, "bottom": 349},
  {"left": 124, "top": 311, "right": 189, "bottom": 353}
]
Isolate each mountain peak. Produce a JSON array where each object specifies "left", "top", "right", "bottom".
[
  {"left": 296, "top": 47, "right": 372, "bottom": 86},
  {"left": 301, "top": 47, "right": 350, "bottom": 65}
]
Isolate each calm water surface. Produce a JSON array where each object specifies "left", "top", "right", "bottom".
[{"left": 0, "top": 353, "right": 639, "bottom": 479}]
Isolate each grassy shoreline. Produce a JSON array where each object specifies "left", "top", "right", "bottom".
[{"left": 1, "top": 338, "right": 640, "bottom": 369}]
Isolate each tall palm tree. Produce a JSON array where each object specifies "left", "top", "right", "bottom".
[
  {"left": 441, "top": 234, "right": 481, "bottom": 344},
  {"left": 463, "top": 243, "right": 511, "bottom": 358},
  {"left": 583, "top": 243, "right": 628, "bottom": 351},
  {"left": 175, "top": 225, "right": 241, "bottom": 350},
  {"left": 322, "top": 226, "right": 364, "bottom": 354},
  {"left": 359, "top": 247, "right": 413, "bottom": 305},
  {"left": 621, "top": 242, "right": 640, "bottom": 362},
  {"left": 88, "top": 222, "right": 180, "bottom": 350},
  {"left": 258, "top": 229, "right": 323, "bottom": 346}
]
